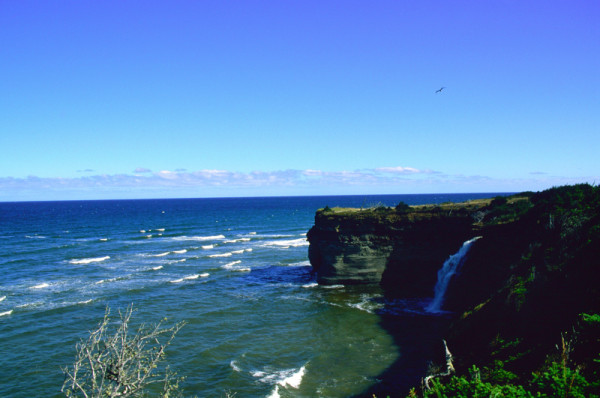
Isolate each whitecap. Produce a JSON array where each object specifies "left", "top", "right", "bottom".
[
  {"left": 172, "top": 249, "right": 187, "bottom": 254},
  {"left": 145, "top": 235, "right": 152, "bottom": 238},
  {"left": 152, "top": 266, "right": 163, "bottom": 271},
  {"left": 170, "top": 259, "right": 186, "bottom": 263},
  {"left": 156, "top": 228, "right": 165, "bottom": 232},
  {"left": 170, "top": 273, "right": 207, "bottom": 283},
  {"left": 254, "top": 365, "right": 307, "bottom": 390},
  {"left": 280, "top": 365, "right": 306, "bottom": 388},
  {"left": 249, "top": 232, "right": 257, "bottom": 235},
  {"left": 223, "top": 260, "right": 242, "bottom": 269},
  {"left": 95, "top": 277, "right": 118, "bottom": 285},
  {"left": 230, "top": 360, "right": 241, "bottom": 372},
  {"left": 171, "top": 235, "right": 225, "bottom": 242},
  {"left": 208, "top": 252, "right": 232, "bottom": 258},
  {"left": 231, "top": 250, "right": 244, "bottom": 255},
  {"left": 288, "top": 260, "right": 311, "bottom": 267},
  {"left": 234, "top": 268, "right": 251, "bottom": 272},
  {"left": 267, "top": 386, "right": 280, "bottom": 398},
  {"left": 261, "top": 238, "right": 309, "bottom": 248},
  {"left": 99, "top": 238, "right": 108, "bottom": 242},
  {"left": 69, "top": 256, "right": 110, "bottom": 264},
  {"left": 77, "top": 299, "right": 93, "bottom": 305},
  {"left": 224, "top": 238, "right": 251, "bottom": 243},
  {"left": 153, "top": 252, "right": 170, "bottom": 257},
  {"left": 25, "top": 235, "right": 46, "bottom": 239},
  {"left": 323, "top": 284, "right": 345, "bottom": 289},
  {"left": 30, "top": 283, "right": 49, "bottom": 289},
  {"left": 0, "top": 296, "right": 5, "bottom": 302},
  {"left": 140, "top": 230, "right": 146, "bottom": 233},
  {"left": 302, "top": 282, "right": 318, "bottom": 289},
  {"left": 202, "top": 245, "right": 214, "bottom": 250},
  {"left": 0, "top": 310, "right": 13, "bottom": 317},
  {"left": 245, "top": 248, "right": 253, "bottom": 252}
]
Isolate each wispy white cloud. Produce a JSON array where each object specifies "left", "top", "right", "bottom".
[
  {"left": 0, "top": 167, "right": 597, "bottom": 201},
  {"left": 375, "top": 166, "right": 423, "bottom": 174},
  {"left": 134, "top": 167, "right": 152, "bottom": 173}
]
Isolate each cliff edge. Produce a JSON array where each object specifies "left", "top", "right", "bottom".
[{"left": 307, "top": 201, "right": 488, "bottom": 296}]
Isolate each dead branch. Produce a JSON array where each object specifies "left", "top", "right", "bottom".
[{"left": 424, "top": 339, "right": 455, "bottom": 390}]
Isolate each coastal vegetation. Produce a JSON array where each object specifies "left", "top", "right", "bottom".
[
  {"left": 312, "top": 184, "right": 600, "bottom": 396},
  {"left": 411, "top": 184, "right": 600, "bottom": 397}
]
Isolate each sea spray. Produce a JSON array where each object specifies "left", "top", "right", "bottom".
[{"left": 426, "top": 236, "right": 482, "bottom": 313}]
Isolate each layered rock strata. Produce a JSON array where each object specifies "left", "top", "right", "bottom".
[{"left": 307, "top": 206, "right": 482, "bottom": 296}]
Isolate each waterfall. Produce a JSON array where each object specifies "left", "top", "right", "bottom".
[{"left": 426, "top": 236, "right": 482, "bottom": 313}]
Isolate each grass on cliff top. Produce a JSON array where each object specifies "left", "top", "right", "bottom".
[
  {"left": 318, "top": 195, "right": 530, "bottom": 215},
  {"left": 316, "top": 194, "right": 532, "bottom": 225}
]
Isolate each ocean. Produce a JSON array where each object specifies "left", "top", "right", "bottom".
[{"left": 0, "top": 193, "right": 503, "bottom": 397}]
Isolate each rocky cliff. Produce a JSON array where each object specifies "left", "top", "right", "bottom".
[{"left": 306, "top": 202, "right": 485, "bottom": 297}]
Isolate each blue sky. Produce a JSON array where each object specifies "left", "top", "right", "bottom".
[{"left": 1, "top": 1, "right": 598, "bottom": 201}]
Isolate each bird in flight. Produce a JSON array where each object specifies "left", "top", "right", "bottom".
[{"left": 435, "top": 86, "right": 445, "bottom": 93}]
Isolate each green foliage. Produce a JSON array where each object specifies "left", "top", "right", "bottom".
[
  {"left": 418, "top": 360, "right": 595, "bottom": 398},
  {"left": 490, "top": 195, "right": 508, "bottom": 207},
  {"left": 482, "top": 196, "right": 533, "bottom": 224},
  {"left": 423, "top": 370, "right": 532, "bottom": 397},
  {"left": 530, "top": 361, "right": 589, "bottom": 398},
  {"left": 395, "top": 201, "right": 411, "bottom": 213},
  {"left": 581, "top": 313, "right": 600, "bottom": 326}
]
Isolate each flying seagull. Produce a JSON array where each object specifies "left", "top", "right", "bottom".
[{"left": 435, "top": 86, "right": 445, "bottom": 94}]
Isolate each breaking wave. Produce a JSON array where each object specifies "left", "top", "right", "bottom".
[{"left": 69, "top": 256, "right": 110, "bottom": 264}]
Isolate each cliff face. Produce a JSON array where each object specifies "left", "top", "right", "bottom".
[{"left": 307, "top": 206, "right": 480, "bottom": 296}]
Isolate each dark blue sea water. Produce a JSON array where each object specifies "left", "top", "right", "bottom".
[{"left": 0, "top": 194, "right": 505, "bottom": 397}]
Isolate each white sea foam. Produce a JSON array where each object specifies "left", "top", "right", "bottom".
[
  {"left": 0, "top": 310, "right": 13, "bottom": 317},
  {"left": 230, "top": 360, "right": 241, "bottom": 372},
  {"left": 302, "top": 282, "right": 318, "bottom": 288},
  {"left": 153, "top": 252, "right": 170, "bottom": 257},
  {"left": 77, "top": 299, "right": 93, "bottom": 305},
  {"left": 261, "top": 238, "right": 309, "bottom": 248},
  {"left": 69, "top": 256, "right": 111, "bottom": 265},
  {"left": 224, "top": 238, "right": 251, "bottom": 243},
  {"left": 95, "top": 277, "right": 118, "bottom": 285},
  {"left": 30, "top": 283, "right": 49, "bottom": 289},
  {"left": 145, "top": 235, "right": 152, "bottom": 238},
  {"left": 172, "top": 249, "right": 187, "bottom": 254},
  {"left": 171, "top": 235, "right": 225, "bottom": 242},
  {"left": 170, "top": 273, "right": 208, "bottom": 283},
  {"left": 254, "top": 365, "right": 307, "bottom": 390},
  {"left": 156, "top": 228, "right": 165, "bottom": 232},
  {"left": 249, "top": 232, "right": 257, "bottom": 235},
  {"left": 99, "top": 238, "right": 108, "bottom": 242},
  {"left": 234, "top": 267, "right": 251, "bottom": 272},
  {"left": 170, "top": 259, "right": 186, "bottom": 263},
  {"left": 202, "top": 245, "right": 214, "bottom": 249},
  {"left": 223, "top": 260, "right": 242, "bottom": 269},
  {"left": 208, "top": 252, "right": 232, "bottom": 258},
  {"left": 280, "top": 365, "right": 306, "bottom": 388},
  {"left": 152, "top": 266, "right": 164, "bottom": 271},
  {"left": 267, "top": 386, "right": 280, "bottom": 398},
  {"left": 289, "top": 260, "right": 311, "bottom": 267},
  {"left": 140, "top": 230, "right": 146, "bottom": 233},
  {"left": 25, "top": 235, "right": 46, "bottom": 239},
  {"left": 231, "top": 250, "right": 244, "bottom": 255},
  {"left": 323, "top": 284, "right": 345, "bottom": 289},
  {"left": 0, "top": 296, "right": 5, "bottom": 302}
]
